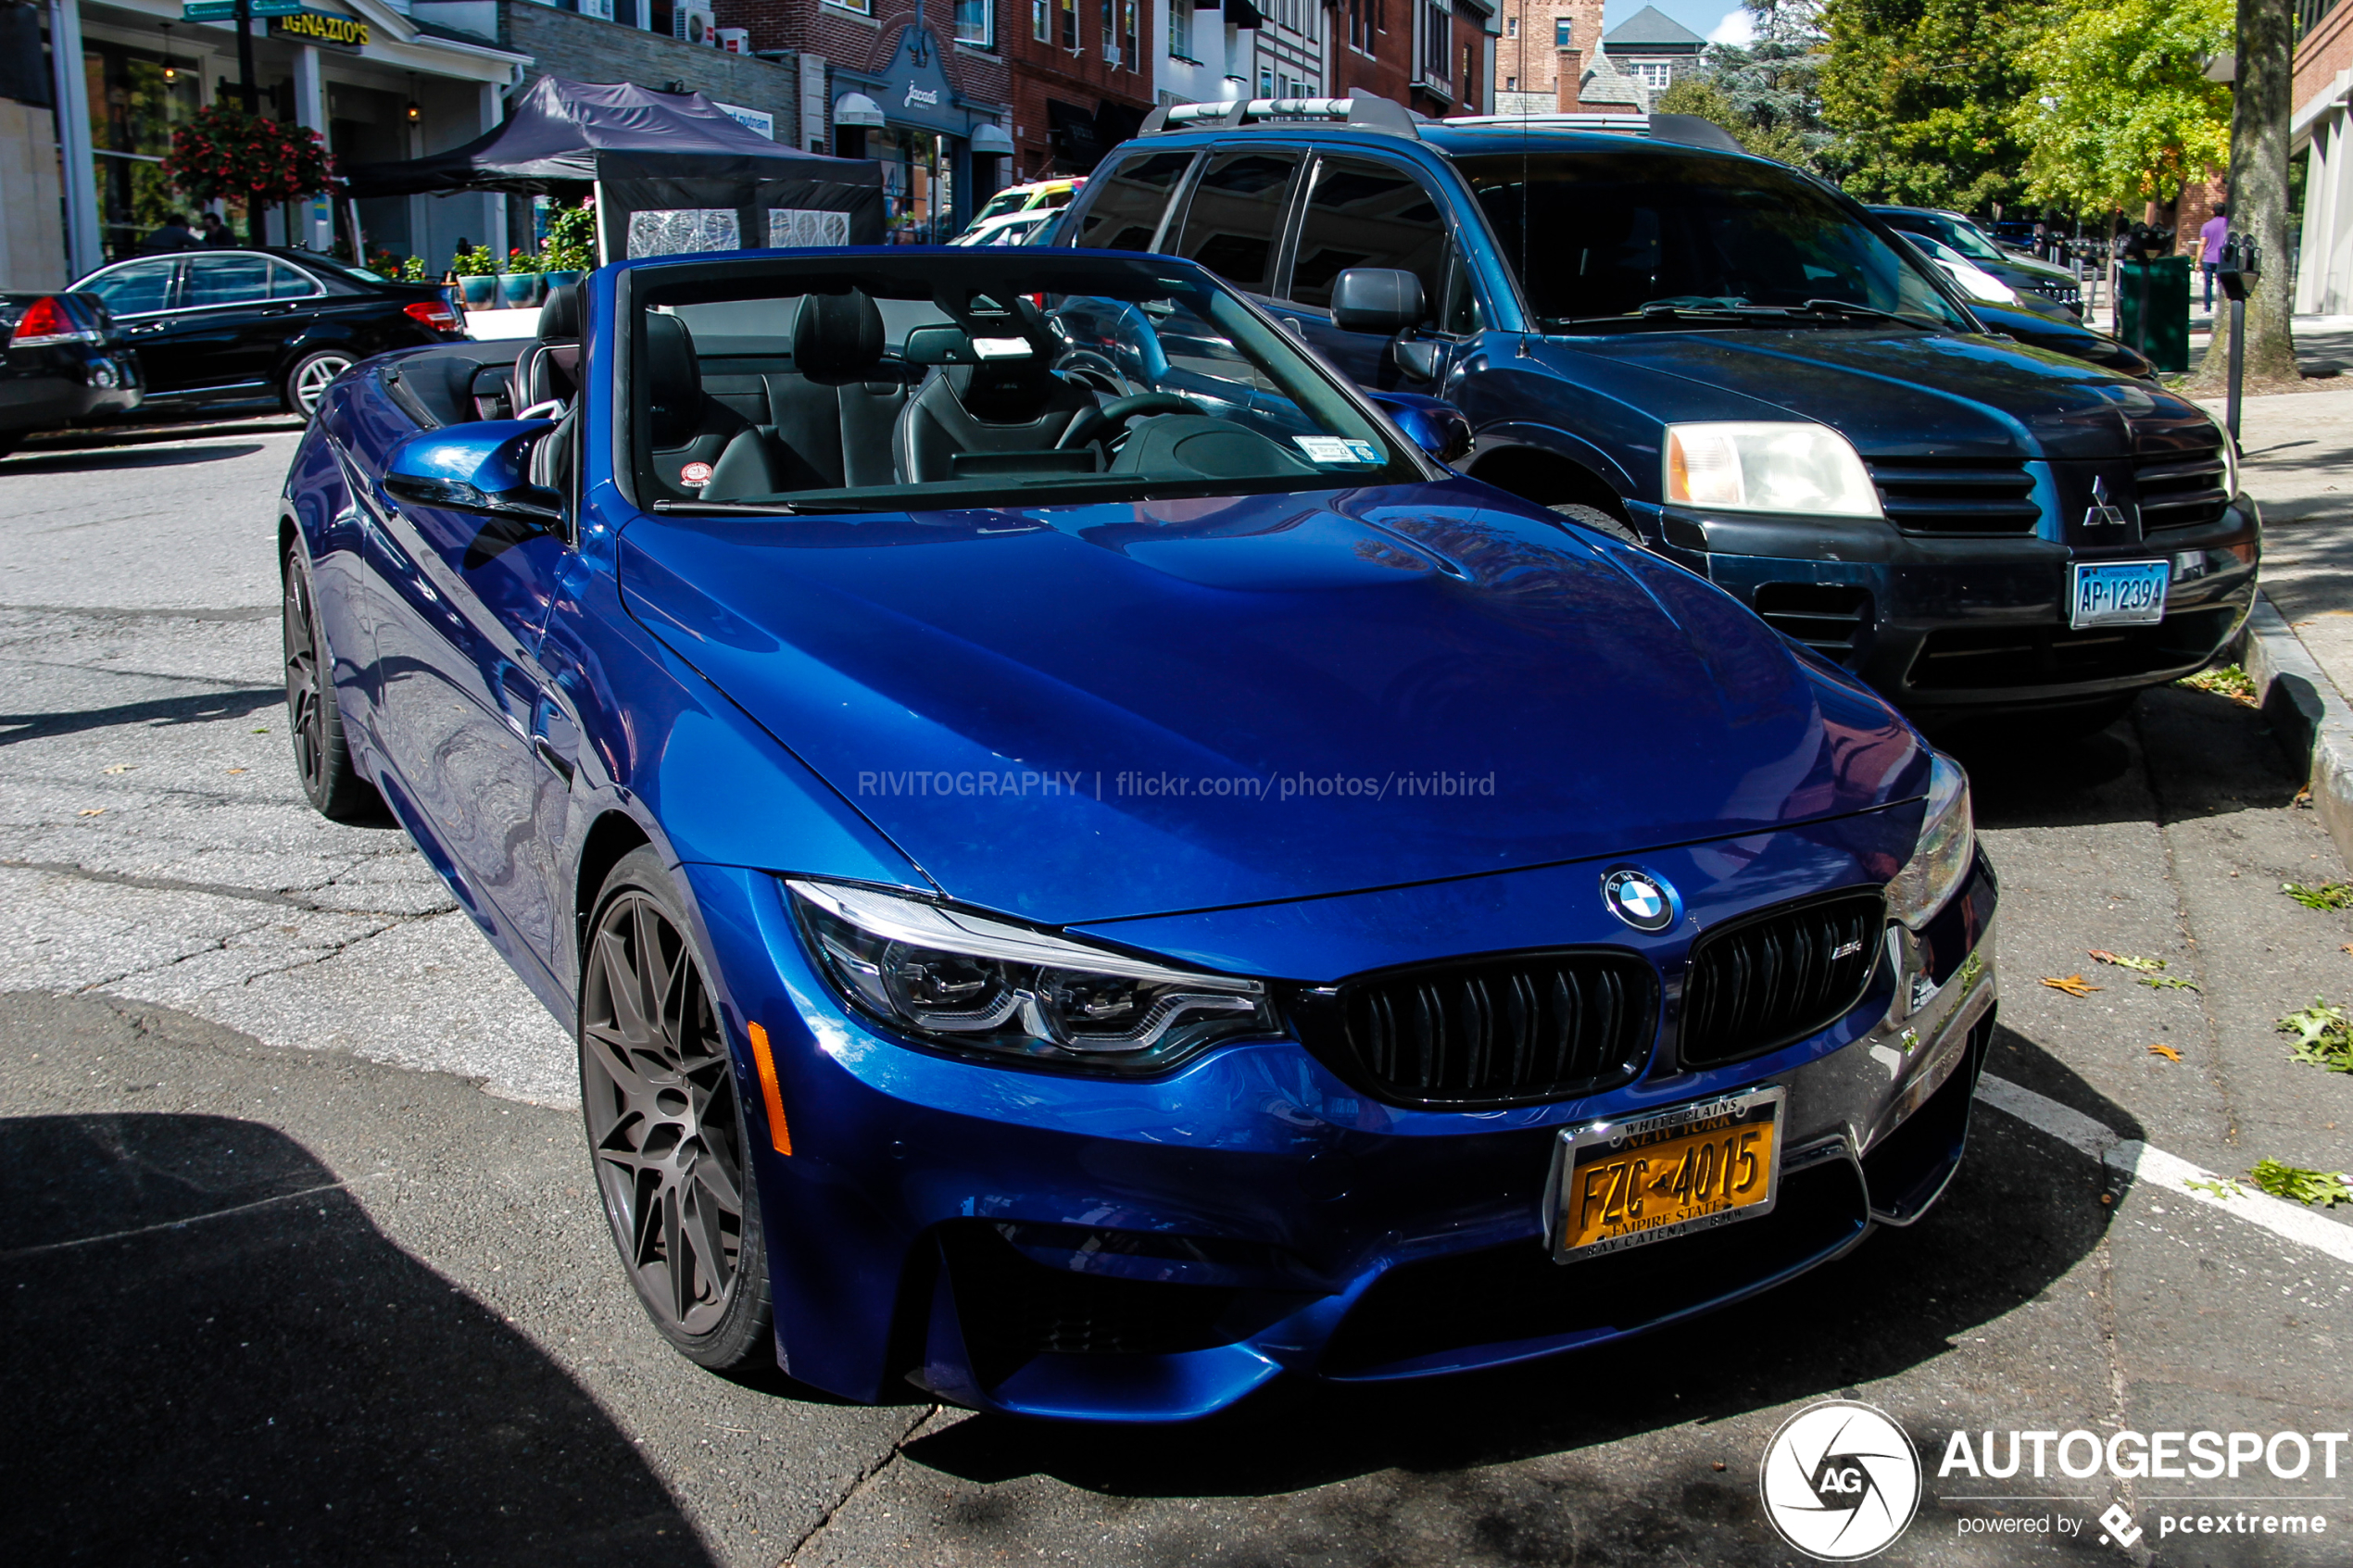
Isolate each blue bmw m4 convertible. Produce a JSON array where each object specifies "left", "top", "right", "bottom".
[{"left": 278, "top": 247, "right": 1996, "bottom": 1422}]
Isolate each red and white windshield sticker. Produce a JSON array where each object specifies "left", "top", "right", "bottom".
[{"left": 679, "top": 461, "right": 713, "bottom": 488}]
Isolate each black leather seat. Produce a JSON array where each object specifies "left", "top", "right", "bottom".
[
  {"left": 701, "top": 290, "right": 916, "bottom": 500},
  {"left": 646, "top": 313, "right": 748, "bottom": 497},
  {"left": 890, "top": 325, "right": 1097, "bottom": 484},
  {"left": 507, "top": 282, "right": 583, "bottom": 414}
]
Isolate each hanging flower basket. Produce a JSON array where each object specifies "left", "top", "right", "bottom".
[{"left": 160, "top": 107, "right": 337, "bottom": 243}]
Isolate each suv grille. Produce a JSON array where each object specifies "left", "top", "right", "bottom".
[
  {"left": 1680, "top": 890, "right": 1885, "bottom": 1068},
  {"left": 1297, "top": 951, "right": 1657, "bottom": 1109},
  {"left": 1752, "top": 582, "right": 1871, "bottom": 657},
  {"left": 2023, "top": 278, "right": 2082, "bottom": 310},
  {"left": 1867, "top": 459, "right": 2042, "bottom": 534},
  {"left": 2135, "top": 446, "right": 2231, "bottom": 532}
]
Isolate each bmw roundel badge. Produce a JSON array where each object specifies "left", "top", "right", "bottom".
[{"left": 1602, "top": 868, "right": 1679, "bottom": 933}]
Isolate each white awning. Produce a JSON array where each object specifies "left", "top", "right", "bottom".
[
  {"left": 833, "top": 92, "right": 887, "bottom": 129},
  {"left": 969, "top": 122, "right": 1013, "bottom": 156}
]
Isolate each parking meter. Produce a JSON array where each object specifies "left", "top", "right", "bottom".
[{"left": 2218, "top": 234, "right": 2259, "bottom": 302}]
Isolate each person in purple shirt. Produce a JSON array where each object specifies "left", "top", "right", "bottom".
[{"left": 2196, "top": 203, "right": 2231, "bottom": 310}]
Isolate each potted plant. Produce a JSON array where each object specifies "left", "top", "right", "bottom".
[
  {"left": 499, "top": 247, "right": 542, "bottom": 308},
  {"left": 452, "top": 244, "right": 499, "bottom": 308},
  {"left": 541, "top": 203, "right": 596, "bottom": 289}
]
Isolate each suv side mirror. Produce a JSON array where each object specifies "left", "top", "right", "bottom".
[
  {"left": 383, "top": 420, "right": 561, "bottom": 524},
  {"left": 1331, "top": 268, "right": 1425, "bottom": 334}
]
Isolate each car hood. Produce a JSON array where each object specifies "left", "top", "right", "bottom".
[
  {"left": 1555, "top": 329, "right": 2201, "bottom": 459},
  {"left": 619, "top": 480, "right": 1925, "bottom": 925}
]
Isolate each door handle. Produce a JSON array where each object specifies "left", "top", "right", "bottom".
[
  {"left": 532, "top": 734, "right": 574, "bottom": 785},
  {"left": 128, "top": 322, "right": 165, "bottom": 335}
]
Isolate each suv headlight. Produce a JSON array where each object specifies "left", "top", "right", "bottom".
[
  {"left": 2208, "top": 409, "right": 2242, "bottom": 498},
  {"left": 787, "top": 880, "right": 1278, "bottom": 1073},
  {"left": 1886, "top": 754, "right": 1975, "bottom": 930},
  {"left": 1664, "top": 422, "right": 1883, "bottom": 518}
]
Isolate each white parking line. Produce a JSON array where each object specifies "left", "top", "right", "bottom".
[{"left": 1978, "top": 1073, "right": 2353, "bottom": 1268}]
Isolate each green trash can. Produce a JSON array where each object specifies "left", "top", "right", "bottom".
[{"left": 2115, "top": 257, "right": 2192, "bottom": 372}]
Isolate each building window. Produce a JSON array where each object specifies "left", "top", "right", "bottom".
[
  {"left": 1258, "top": 65, "right": 1273, "bottom": 94},
  {"left": 1629, "top": 58, "right": 1672, "bottom": 89},
  {"left": 1060, "top": 0, "right": 1076, "bottom": 46},
  {"left": 1419, "top": 0, "right": 1451, "bottom": 86},
  {"left": 955, "top": 0, "right": 992, "bottom": 45},
  {"left": 823, "top": 0, "right": 872, "bottom": 14},
  {"left": 1504, "top": 74, "right": 1516, "bottom": 90},
  {"left": 1033, "top": 0, "right": 1049, "bottom": 39},
  {"left": 1504, "top": 14, "right": 1516, "bottom": 35},
  {"left": 1119, "top": 0, "right": 1137, "bottom": 65},
  {"left": 83, "top": 40, "right": 201, "bottom": 264},
  {"left": 1168, "top": 0, "right": 1194, "bottom": 58},
  {"left": 1553, "top": 17, "right": 1570, "bottom": 46}
]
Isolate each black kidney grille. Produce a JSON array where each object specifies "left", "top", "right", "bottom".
[
  {"left": 1867, "top": 459, "right": 2042, "bottom": 534},
  {"left": 2134, "top": 446, "right": 2230, "bottom": 532},
  {"left": 1680, "top": 891, "right": 1886, "bottom": 1068},
  {"left": 1327, "top": 952, "right": 1656, "bottom": 1108}
]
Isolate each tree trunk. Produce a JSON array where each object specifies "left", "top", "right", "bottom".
[{"left": 2194, "top": 0, "right": 2300, "bottom": 390}]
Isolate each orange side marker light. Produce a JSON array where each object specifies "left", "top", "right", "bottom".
[{"left": 747, "top": 1022, "right": 793, "bottom": 1155}]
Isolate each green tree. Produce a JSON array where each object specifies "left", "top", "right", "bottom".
[
  {"left": 1818, "top": 0, "right": 2042, "bottom": 211},
  {"left": 1701, "top": 0, "right": 1835, "bottom": 170},
  {"left": 2008, "top": 0, "right": 2232, "bottom": 216}
]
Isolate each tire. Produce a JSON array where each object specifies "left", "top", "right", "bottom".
[
  {"left": 579, "top": 847, "right": 775, "bottom": 1373},
  {"left": 1549, "top": 501, "right": 1643, "bottom": 547},
  {"left": 282, "top": 547, "right": 387, "bottom": 822},
  {"left": 283, "top": 349, "right": 356, "bottom": 419}
]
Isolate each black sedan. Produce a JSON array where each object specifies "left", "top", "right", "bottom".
[
  {"left": 69, "top": 248, "right": 465, "bottom": 418},
  {"left": 0, "top": 292, "right": 141, "bottom": 457},
  {"left": 1870, "top": 206, "right": 2086, "bottom": 316}
]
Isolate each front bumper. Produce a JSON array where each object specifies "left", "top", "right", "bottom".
[
  {"left": 684, "top": 830, "right": 2000, "bottom": 1424},
  {"left": 1632, "top": 496, "right": 2259, "bottom": 712}
]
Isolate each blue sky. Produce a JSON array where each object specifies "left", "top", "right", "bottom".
[{"left": 1605, "top": 0, "right": 1755, "bottom": 45}]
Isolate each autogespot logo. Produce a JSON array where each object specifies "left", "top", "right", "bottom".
[
  {"left": 1602, "top": 867, "right": 1677, "bottom": 932},
  {"left": 1760, "top": 1400, "right": 1924, "bottom": 1561}
]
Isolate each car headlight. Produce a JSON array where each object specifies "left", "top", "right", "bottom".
[
  {"left": 787, "top": 879, "right": 1278, "bottom": 1073},
  {"left": 2208, "top": 409, "right": 2241, "bottom": 498},
  {"left": 1886, "top": 753, "right": 1975, "bottom": 930},
  {"left": 1664, "top": 422, "right": 1883, "bottom": 518}
]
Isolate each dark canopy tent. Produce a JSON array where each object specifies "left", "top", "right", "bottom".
[{"left": 340, "top": 76, "right": 884, "bottom": 258}]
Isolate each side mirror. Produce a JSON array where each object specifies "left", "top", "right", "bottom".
[
  {"left": 1368, "top": 390, "right": 1472, "bottom": 465},
  {"left": 1331, "top": 268, "right": 1425, "bottom": 334},
  {"left": 383, "top": 420, "right": 561, "bottom": 524},
  {"left": 1391, "top": 337, "right": 1441, "bottom": 383}
]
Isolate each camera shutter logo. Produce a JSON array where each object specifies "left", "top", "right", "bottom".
[{"left": 1758, "top": 1399, "right": 1922, "bottom": 1561}]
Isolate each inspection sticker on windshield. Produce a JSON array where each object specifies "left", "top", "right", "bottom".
[
  {"left": 2070, "top": 560, "right": 2169, "bottom": 628},
  {"left": 1294, "top": 435, "right": 1383, "bottom": 466}
]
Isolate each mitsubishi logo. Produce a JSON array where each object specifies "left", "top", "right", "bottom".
[{"left": 2082, "top": 474, "right": 2133, "bottom": 530}]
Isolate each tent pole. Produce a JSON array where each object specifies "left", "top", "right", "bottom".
[{"left": 593, "top": 180, "right": 611, "bottom": 267}]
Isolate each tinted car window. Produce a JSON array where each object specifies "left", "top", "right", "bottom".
[
  {"left": 1288, "top": 156, "right": 1451, "bottom": 311},
  {"left": 270, "top": 261, "right": 322, "bottom": 297},
  {"left": 1173, "top": 150, "right": 1301, "bottom": 295},
  {"left": 82, "top": 259, "right": 175, "bottom": 316},
  {"left": 1072, "top": 153, "right": 1195, "bottom": 251},
  {"left": 184, "top": 254, "right": 274, "bottom": 308},
  {"left": 1463, "top": 152, "right": 1970, "bottom": 331}
]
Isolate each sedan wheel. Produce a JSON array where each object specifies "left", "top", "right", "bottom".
[
  {"left": 580, "top": 848, "right": 774, "bottom": 1370},
  {"left": 284, "top": 350, "right": 355, "bottom": 419}
]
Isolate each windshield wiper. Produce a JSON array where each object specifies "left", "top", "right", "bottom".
[{"left": 651, "top": 497, "right": 817, "bottom": 515}]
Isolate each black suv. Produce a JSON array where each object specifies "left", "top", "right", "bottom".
[{"left": 1052, "top": 100, "right": 2256, "bottom": 723}]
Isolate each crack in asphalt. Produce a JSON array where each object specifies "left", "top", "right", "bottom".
[
  {"left": 779, "top": 1404, "right": 942, "bottom": 1567},
  {"left": 0, "top": 856, "right": 446, "bottom": 922}
]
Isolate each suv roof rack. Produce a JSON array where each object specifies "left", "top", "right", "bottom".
[
  {"left": 1139, "top": 88, "right": 1422, "bottom": 139},
  {"left": 1434, "top": 111, "right": 1745, "bottom": 155}
]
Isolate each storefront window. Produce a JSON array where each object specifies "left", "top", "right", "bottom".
[
  {"left": 874, "top": 126, "right": 954, "bottom": 244},
  {"left": 955, "top": 0, "right": 992, "bottom": 47},
  {"left": 85, "top": 42, "right": 201, "bottom": 264}
]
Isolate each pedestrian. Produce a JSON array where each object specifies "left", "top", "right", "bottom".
[
  {"left": 2196, "top": 202, "right": 2230, "bottom": 311},
  {"left": 138, "top": 213, "right": 199, "bottom": 254},
  {"left": 198, "top": 212, "right": 233, "bottom": 248}
]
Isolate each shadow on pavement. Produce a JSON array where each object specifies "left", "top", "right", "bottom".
[
  {"left": 0, "top": 1112, "right": 713, "bottom": 1566},
  {"left": 0, "top": 442, "right": 267, "bottom": 471},
  {"left": 0, "top": 685, "right": 286, "bottom": 746},
  {"left": 902, "top": 1046, "right": 2120, "bottom": 1505}
]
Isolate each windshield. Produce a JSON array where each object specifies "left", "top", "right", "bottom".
[
  {"left": 971, "top": 189, "right": 1035, "bottom": 225},
  {"left": 1459, "top": 152, "right": 1971, "bottom": 332},
  {"left": 626, "top": 253, "right": 1422, "bottom": 515},
  {"left": 1912, "top": 213, "right": 2007, "bottom": 263}
]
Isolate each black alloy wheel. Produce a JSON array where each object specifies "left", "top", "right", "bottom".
[
  {"left": 580, "top": 848, "right": 774, "bottom": 1370},
  {"left": 281, "top": 548, "right": 384, "bottom": 822}
]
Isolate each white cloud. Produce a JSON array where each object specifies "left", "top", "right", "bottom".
[{"left": 1708, "top": 7, "right": 1756, "bottom": 44}]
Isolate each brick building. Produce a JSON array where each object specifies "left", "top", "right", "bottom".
[
  {"left": 1490, "top": 0, "right": 1594, "bottom": 112},
  {"left": 995, "top": 0, "right": 1154, "bottom": 179},
  {"left": 1322, "top": 0, "right": 1487, "bottom": 118},
  {"left": 2295, "top": 0, "right": 2353, "bottom": 309}
]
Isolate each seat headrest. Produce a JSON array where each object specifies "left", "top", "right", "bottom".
[
  {"left": 792, "top": 290, "right": 885, "bottom": 377},
  {"left": 537, "top": 282, "right": 582, "bottom": 341},
  {"left": 645, "top": 313, "right": 702, "bottom": 446}
]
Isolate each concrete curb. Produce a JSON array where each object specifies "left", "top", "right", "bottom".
[{"left": 2235, "top": 591, "right": 2353, "bottom": 871}]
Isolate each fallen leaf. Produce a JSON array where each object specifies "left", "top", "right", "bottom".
[
  {"left": 77, "top": 808, "right": 103, "bottom": 817},
  {"left": 2147, "top": 1043, "right": 2182, "bottom": 1061},
  {"left": 225, "top": 767, "right": 247, "bottom": 775},
  {"left": 101, "top": 764, "right": 135, "bottom": 774},
  {"left": 2340, "top": 945, "right": 2352, "bottom": 956},
  {"left": 2042, "top": 974, "right": 2102, "bottom": 997},
  {"left": 2089, "top": 950, "right": 2166, "bottom": 973},
  {"left": 2087, "top": 948, "right": 2121, "bottom": 964}
]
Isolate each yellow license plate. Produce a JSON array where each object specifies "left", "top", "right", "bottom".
[{"left": 1548, "top": 1085, "right": 1784, "bottom": 1261}]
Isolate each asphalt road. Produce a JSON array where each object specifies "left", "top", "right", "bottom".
[{"left": 1, "top": 419, "right": 2348, "bottom": 1568}]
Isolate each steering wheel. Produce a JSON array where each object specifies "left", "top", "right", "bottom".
[{"left": 1056, "top": 392, "right": 1205, "bottom": 452}]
